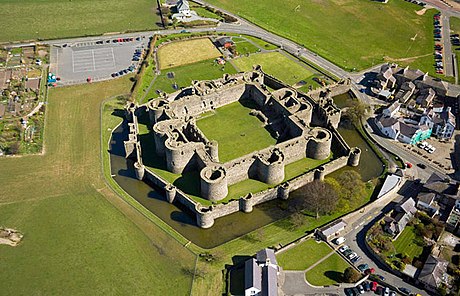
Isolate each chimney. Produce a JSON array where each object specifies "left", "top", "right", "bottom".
[{"left": 423, "top": 72, "right": 429, "bottom": 81}]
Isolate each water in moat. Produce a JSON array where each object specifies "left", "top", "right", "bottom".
[{"left": 109, "top": 94, "right": 383, "bottom": 248}]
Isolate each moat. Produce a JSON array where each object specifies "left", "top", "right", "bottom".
[{"left": 109, "top": 91, "right": 383, "bottom": 248}]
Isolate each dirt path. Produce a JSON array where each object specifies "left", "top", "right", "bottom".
[{"left": 383, "top": 53, "right": 432, "bottom": 63}]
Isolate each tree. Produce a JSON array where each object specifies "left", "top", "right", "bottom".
[
  {"left": 343, "top": 267, "right": 361, "bottom": 283},
  {"left": 290, "top": 180, "right": 338, "bottom": 219},
  {"left": 345, "top": 100, "right": 370, "bottom": 125},
  {"left": 334, "top": 170, "right": 365, "bottom": 206}
]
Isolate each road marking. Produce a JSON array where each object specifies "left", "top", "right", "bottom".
[
  {"left": 91, "top": 50, "right": 96, "bottom": 71},
  {"left": 366, "top": 216, "right": 372, "bottom": 220},
  {"left": 374, "top": 211, "right": 379, "bottom": 214}
]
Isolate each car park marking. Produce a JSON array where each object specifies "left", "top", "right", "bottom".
[{"left": 72, "top": 48, "right": 115, "bottom": 73}]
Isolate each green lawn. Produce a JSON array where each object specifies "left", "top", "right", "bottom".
[
  {"left": 232, "top": 52, "right": 314, "bottom": 85},
  {"left": 305, "top": 253, "right": 351, "bottom": 286},
  {"left": 393, "top": 226, "right": 424, "bottom": 259},
  {"left": 208, "top": 0, "right": 438, "bottom": 73},
  {"left": 232, "top": 37, "right": 261, "bottom": 55},
  {"left": 141, "top": 59, "right": 237, "bottom": 103},
  {"left": 196, "top": 100, "right": 277, "bottom": 162},
  {"left": 0, "top": 77, "right": 195, "bottom": 295},
  {"left": 277, "top": 239, "right": 333, "bottom": 270},
  {"left": 0, "top": 0, "right": 159, "bottom": 43}
]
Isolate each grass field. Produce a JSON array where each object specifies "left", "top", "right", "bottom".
[
  {"left": 232, "top": 51, "right": 314, "bottom": 85},
  {"left": 208, "top": 0, "right": 437, "bottom": 72},
  {"left": 232, "top": 37, "right": 261, "bottom": 55},
  {"left": 0, "top": 0, "right": 159, "bottom": 43},
  {"left": 196, "top": 100, "right": 277, "bottom": 162},
  {"left": 277, "top": 240, "right": 333, "bottom": 270},
  {"left": 158, "top": 38, "right": 221, "bottom": 69},
  {"left": 305, "top": 253, "right": 351, "bottom": 286},
  {"left": 393, "top": 226, "right": 424, "bottom": 259},
  {"left": 0, "top": 77, "right": 195, "bottom": 295},
  {"left": 141, "top": 59, "right": 237, "bottom": 103}
]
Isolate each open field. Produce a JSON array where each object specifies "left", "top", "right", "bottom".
[
  {"left": 196, "top": 100, "right": 277, "bottom": 162},
  {"left": 0, "top": 77, "right": 195, "bottom": 295},
  {"left": 208, "top": 0, "right": 437, "bottom": 72},
  {"left": 305, "top": 253, "right": 350, "bottom": 286},
  {"left": 277, "top": 240, "right": 333, "bottom": 270},
  {"left": 141, "top": 59, "right": 237, "bottom": 103},
  {"left": 393, "top": 226, "right": 424, "bottom": 259},
  {"left": 158, "top": 38, "right": 221, "bottom": 69},
  {"left": 232, "top": 51, "right": 314, "bottom": 85},
  {"left": 0, "top": 0, "right": 159, "bottom": 43}
]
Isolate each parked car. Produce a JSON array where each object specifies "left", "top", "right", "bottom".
[
  {"left": 363, "top": 281, "right": 370, "bottom": 291},
  {"left": 390, "top": 291, "right": 396, "bottom": 296},
  {"left": 371, "top": 281, "right": 378, "bottom": 291},
  {"left": 334, "top": 237, "right": 346, "bottom": 245},
  {"left": 358, "top": 264, "right": 369, "bottom": 272},
  {"left": 339, "top": 245, "right": 349, "bottom": 253},
  {"left": 358, "top": 285, "right": 364, "bottom": 294},
  {"left": 351, "top": 256, "right": 361, "bottom": 263},
  {"left": 384, "top": 287, "right": 390, "bottom": 296},
  {"left": 378, "top": 275, "right": 386, "bottom": 281},
  {"left": 343, "top": 249, "right": 353, "bottom": 256},
  {"left": 398, "top": 287, "right": 411, "bottom": 294},
  {"left": 348, "top": 252, "right": 358, "bottom": 260}
]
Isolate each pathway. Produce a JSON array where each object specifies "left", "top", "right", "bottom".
[{"left": 442, "top": 14, "right": 454, "bottom": 77}]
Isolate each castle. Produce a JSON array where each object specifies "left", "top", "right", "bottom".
[{"left": 122, "top": 67, "right": 361, "bottom": 228}]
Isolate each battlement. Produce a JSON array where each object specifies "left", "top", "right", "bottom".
[{"left": 121, "top": 68, "right": 360, "bottom": 228}]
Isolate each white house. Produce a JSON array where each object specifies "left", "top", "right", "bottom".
[
  {"left": 432, "top": 107, "right": 455, "bottom": 140},
  {"left": 382, "top": 101, "right": 401, "bottom": 117}
]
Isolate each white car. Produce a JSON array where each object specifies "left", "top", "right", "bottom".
[
  {"left": 428, "top": 147, "right": 436, "bottom": 154},
  {"left": 348, "top": 252, "right": 358, "bottom": 260},
  {"left": 334, "top": 237, "right": 346, "bottom": 245},
  {"left": 339, "top": 245, "right": 349, "bottom": 253},
  {"left": 358, "top": 285, "right": 364, "bottom": 294}
]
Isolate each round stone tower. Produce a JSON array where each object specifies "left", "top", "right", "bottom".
[
  {"left": 306, "top": 127, "right": 332, "bottom": 160},
  {"left": 124, "top": 102, "right": 136, "bottom": 122},
  {"left": 147, "top": 99, "right": 166, "bottom": 125},
  {"left": 348, "top": 147, "right": 361, "bottom": 167},
  {"left": 133, "top": 161, "right": 145, "bottom": 180},
  {"left": 195, "top": 205, "right": 215, "bottom": 229},
  {"left": 200, "top": 165, "right": 228, "bottom": 202},
  {"left": 164, "top": 138, "right": 196, "bottom": 174},
  {"left": 314, "top": 166, "right": 326, "bottom": 181},
  {"left": 277, "top": 182, "right": 290, "bottom": 200},
  {"left": 257, "top": 149, "right": 285, "bottom": 185},
  {"left": 240, "top": 193, "right": 254, "bottom": 213},
  {"left": 164, "top": 184, "right": 176, "bottom": 203}
]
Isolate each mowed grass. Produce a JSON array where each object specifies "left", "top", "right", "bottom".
[
  {"left": 0, "top": 0, "right": 159, "bottom": 43},
  {"left": 305, "top": 253, "right": 351, "bottom": 286},
  {"left": 208, "top": 0, "right": 437, "bottom": 72},
  {"left": 196, "top": 100, "right": 277, "bottom": 162},
  {"left": 0, "top": 77, "right": 195, "bottom": 295},
  {"left": 450, "top": 17, "right": 460, "bottom": 81},
  {"left": 158, "top": 38, "right": 221, "bottom": 69},
  {"left": 142, "top": 59, "right": 237, "bottom": 103},
  {"left": 393, "top": 226, "right": 424, "bottom": 259},
  {"left": 232, "top": 52, "right": 314, "bottom": 85},
  {"left": 277, "top": 240, "right": 333, "bottom": 270}
]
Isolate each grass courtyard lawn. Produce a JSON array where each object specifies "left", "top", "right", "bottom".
[
  {"left": 158, "top": 38, "right": 221, "bottom": 70},
  {"left": 0, "top": 0, "right": 159, "bottom": 43},
  {"left": 141, "top": 59, "right": 237, "bottom": 103},
  {"left": 232, "top": 52, "right": 314, "bottom": 85},
  {"left": 305, "top": 253, "right": 351, "bottom": 286},
  {"left": 393, "top": 226, "right": 424, "bottom": 259},
  {"left": 232, "top": 37, "right": 261, "bottom": 55},
  {"left": 208, "top": 0, "right": 437, "bottom": 73},
  {"left": 196, "top": 100, "right": 277, "bottom": 162},
  {"left": 277, "top": 240, "right": 333, "bottom": 270},
  {"left": 0, "top": 77, "right": 196, "bottom": 295}
]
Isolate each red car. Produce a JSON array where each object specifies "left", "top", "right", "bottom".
[{"left": 371, "top": 281, "right": 378, "bottom": 291}]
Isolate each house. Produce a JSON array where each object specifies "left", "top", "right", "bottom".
[
  {"left": 417, "top": 255, "right": 449, "bottom": 293},
  {"left": 316, "top": 219, "right": 347, "bottom": 241},
  {"left": 216, "top": 37, "right": 234, "bottom": 49},
  {"left": 176, "top": 0, "right": 191, "bottom": 16},
  {"left": 245, "top": 248, "right": 280, "bottom": 296},
  {"left": 382, "top": 101, "right": 401, "bottom": 117},
  {"left": 416, "top": 192, "right": 439, "bottom": 217},
  {"left": 415, "top": 88, "right": 435, "bottom": 108},
  {"left": 397, "top": 121, "right": 431, "bottom": 145},
  {"left": 374, "top": 64, "right": 397, "bottom": 92},
  {"left": 446, "top": 206, "right": 460, "bottom": 234},
  {"left": 431, "top": 107, "right": 456, "bottom": 140},
  {"left": 375, "top": 112, "right": 432, "bottom": 145},
  {"left": 375, "top": 115, "right": 399, "bottom": 139},
  {"left": 384, "top": 198, "right": 417, "bottom": 238},
  {"left": 395, "top": 81, "right": 416, "bottom": 103}
]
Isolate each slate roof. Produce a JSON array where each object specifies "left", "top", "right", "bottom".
[
  {"left": 418, "top": 255, "right": 448, "bottom": 288},
  {"left": 398, "top": 122, "right": 418, "bottom": 138},
  {"left": 417, "top": 192, "right": 436, "bottom": 205},
  {"left": 398, "top": 197, "right": 417, "bottom": 215},
  {"left": 319, "top": 219, "right": 347, "bottom": 238},
  {"left": 377, "top": 114, "right": 398, "bottom": 127},
  {"left": 257, "top": 248, "right": 278, "bottom": 266},
  {"left": 245, "top": 258, "right": 262, "bottom": 291},
  {"left": 177, "top": 0, "right": 190, "bottom": 11}
]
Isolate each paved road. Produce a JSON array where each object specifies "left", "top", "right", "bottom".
[{"left": 442, "top": 13, "right": 454, "bottom": 77}]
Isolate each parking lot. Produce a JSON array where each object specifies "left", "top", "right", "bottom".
[{"left": 49, "top": 36, "right": 150, "bottom": 85}]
